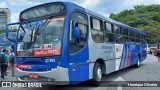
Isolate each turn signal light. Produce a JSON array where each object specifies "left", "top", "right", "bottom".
[
  {"left": 58, "top": 61, "right": 61, "bottom": 65},
  {"left": 14, "top": 64, "right": 18, "bottom": 68}
]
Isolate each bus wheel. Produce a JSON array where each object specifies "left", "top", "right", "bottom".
[
  {"left": 92, "top": 62, "right": 102, "bottom": 86},
  {"left": 135, "top": 57, "right": 140, "bottom": 68}
]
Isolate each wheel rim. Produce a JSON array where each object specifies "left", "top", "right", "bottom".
[{"left": 97, "top": 67, "right": 102, "bottom": 81}]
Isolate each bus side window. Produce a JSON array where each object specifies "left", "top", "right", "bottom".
[
  {"left": 69, "top": 12, "right": 88, "bottom": 54},
  {"left": 114, "top": 25, "right": 123, "bottom": 43},
  {"left": 71, "top": 22, "right": 87, "bottom": 45},
  {"left": 90, "top": 17, "right": 104, "bottom": 42},
  {"left": 105, "top": 22, "right": 115, "bottom": 43}
]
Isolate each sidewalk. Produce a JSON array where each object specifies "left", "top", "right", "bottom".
[{"left": 0, "top": 70, "right": 17, "bottom": 81}]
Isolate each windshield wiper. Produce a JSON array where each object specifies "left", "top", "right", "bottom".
[
  {"left": 34, "top": 16, "right": 53, "bottom": 36},
  {"left": 31, "top": 16, "right": 53, "bottom": 52}
]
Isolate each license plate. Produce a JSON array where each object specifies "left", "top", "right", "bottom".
[{"left": 29, "top": 74, "right": 39, "bottom": 79}]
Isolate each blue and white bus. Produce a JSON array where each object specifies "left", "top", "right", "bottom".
[{"left": 6, "top": 2, "right": 147, "bottom": 85}]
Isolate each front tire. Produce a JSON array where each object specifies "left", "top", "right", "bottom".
[{"left": 92, "top": 62, "right": 102, "bottom": 86}]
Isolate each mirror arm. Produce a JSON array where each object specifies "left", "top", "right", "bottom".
[{"left": 6, "top": 22, "right": 20, "bottom": 42}]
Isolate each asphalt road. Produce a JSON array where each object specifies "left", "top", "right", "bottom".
[{"left": 1, "top": 54, "right": 160, "bottom": 90}]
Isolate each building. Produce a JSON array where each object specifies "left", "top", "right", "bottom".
[{"left": 0, "top": 8, "right": 11, "bottom": 30}]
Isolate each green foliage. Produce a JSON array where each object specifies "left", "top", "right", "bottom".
[
  {"left": 0, "top": 29, "right": 6, "bottom": 34},
  {"left": 0, "top": 29, "right": 17, "bottom": 34},
  {"left": 110, "top": 4, "right": 160, "bottom": 44}
]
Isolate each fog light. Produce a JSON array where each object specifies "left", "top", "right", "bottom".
[{"left": 72, "top": 68, "right": 76, "bottom": 72}]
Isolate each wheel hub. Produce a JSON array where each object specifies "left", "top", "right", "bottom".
[{"left": 97, "top": 67, "right": 102, "bottom": 81}]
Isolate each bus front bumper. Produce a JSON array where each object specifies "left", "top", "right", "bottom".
[{"left": 14, "top": 66, "right": 69, "bottom": 85}]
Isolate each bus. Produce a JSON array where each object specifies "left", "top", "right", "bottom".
[{"left": 6, "top": 2, "right": 147, "bottom": 85}]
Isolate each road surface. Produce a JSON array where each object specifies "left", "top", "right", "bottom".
[{"left": 1, "top": 54, "right": 160, "bottom": 90}]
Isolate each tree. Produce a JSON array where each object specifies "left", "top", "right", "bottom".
[{"left": 110, "top": 4, "right": 160, "bottom": 44}]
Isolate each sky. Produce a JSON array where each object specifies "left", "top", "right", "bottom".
[{"left": 0, "top": 0, "right": 160, "bottom": 23}]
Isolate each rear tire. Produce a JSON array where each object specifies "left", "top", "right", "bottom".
[
  {"left": 134, "top": 57, "right": 140, "bottom": 68},
  {"left": 92, "top": 62, "right": 102, "bottom": 86}
]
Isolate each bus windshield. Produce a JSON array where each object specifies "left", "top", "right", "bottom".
[{"left": 17, "top": 17, "right": 64, "bottom": 57}]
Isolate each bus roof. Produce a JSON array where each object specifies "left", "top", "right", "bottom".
[
  {"left": 84, "top": 6, "right": 146, "bottom": 35},
  {"left": 20, "top": 1, "right": 146, "bottom": 35}
]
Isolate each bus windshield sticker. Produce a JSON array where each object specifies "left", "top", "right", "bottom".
[
  {"left": 42, "top": 44, "right": 52, "bottom": 49},
  {"left": 33, "top": 48, "right": 60, "bottom": 56}
]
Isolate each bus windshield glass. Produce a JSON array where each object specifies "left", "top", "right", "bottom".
[{"left": 17, "top": 17, "right": 64, "bottom": 57}]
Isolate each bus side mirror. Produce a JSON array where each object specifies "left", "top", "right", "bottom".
[{"left": 6, "top": 22, "right": 19, "bottom": 42}]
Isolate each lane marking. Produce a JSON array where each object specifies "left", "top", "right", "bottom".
[{"left": 113, "top": 77, "right": 127, "bottom": 90}]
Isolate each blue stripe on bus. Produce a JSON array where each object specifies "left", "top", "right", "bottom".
[
  {"left": 119, "top": 44, "right": 137, "bottom": 69},
  {"left": 119, "top": 43, "right": 147, "bottom": 70}
]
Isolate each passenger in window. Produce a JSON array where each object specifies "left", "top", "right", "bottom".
[{"left": 74, "top": 23, "right": 80, "bottom": 44}]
